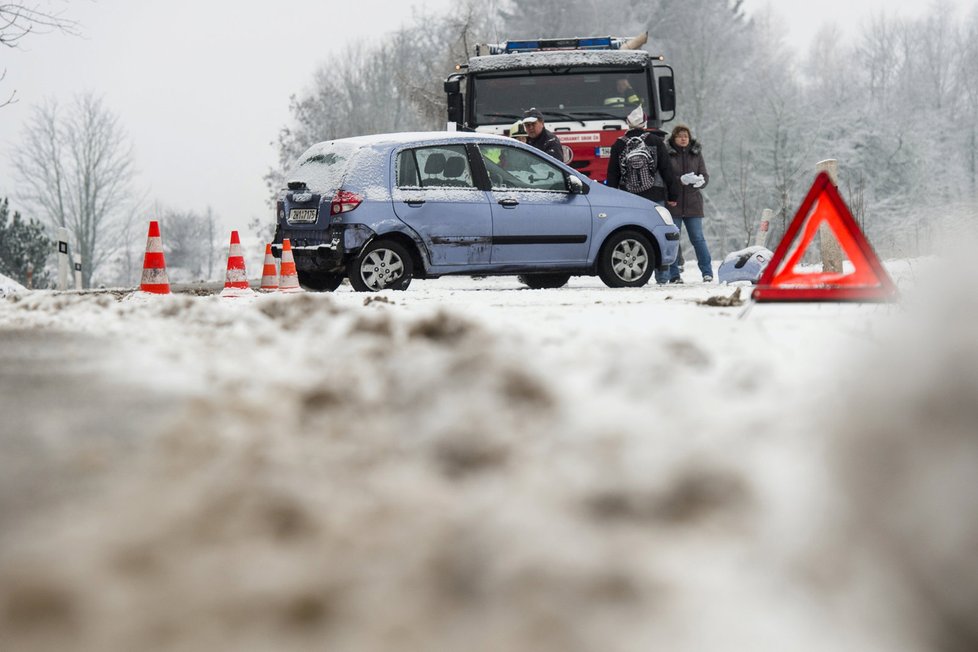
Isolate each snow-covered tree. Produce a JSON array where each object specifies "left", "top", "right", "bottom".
[{"left": 0, "top": 197, "right": 52, "bottom": 288}]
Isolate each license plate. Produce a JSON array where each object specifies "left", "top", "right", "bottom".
[
  {"left": 596, "top": 147, "right": 612, "bottom": 158},
  {"left": 288, "top": 208, "right": 318, "bottom": 224}
]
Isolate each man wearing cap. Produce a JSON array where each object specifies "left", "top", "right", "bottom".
[{"left": 521, "top": 108, "right": 564, "bottom": 161}]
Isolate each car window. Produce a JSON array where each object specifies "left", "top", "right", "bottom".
[
  {"left": 479, "top": 145, "right": 568, "bottom": 192},
  {"left": 286, "top": 141, "right": 359, "bottom": 194},
  {"left": 397, "top": 149, "right": 421, "bottom": 187},
  {"left": 397, "top": 145, "right": 475, "bottom": 189}
]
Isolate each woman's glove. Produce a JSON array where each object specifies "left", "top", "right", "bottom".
[
  {"left": 692, "top": 175, "right": 705, "bottom": 188},
  {"left": 680, "top": 172, "right": 698, "bottom": 185}
]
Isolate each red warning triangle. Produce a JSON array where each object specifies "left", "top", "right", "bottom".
[{"left": 752, "top": 172, "right": 898, "bottom": 302}]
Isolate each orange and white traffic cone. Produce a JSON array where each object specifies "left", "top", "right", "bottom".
[
  {"left": 278, "top": 239, "right": 303, "bottom": 293},
  {"left": 140, "top": 220, "right": 170, "bottom": 294},
  {"left": 220, "top": 230, "right": 254, "bottom": 297},
  {"left": 259, "top": 243, "right": 278, "bottom": 292}
]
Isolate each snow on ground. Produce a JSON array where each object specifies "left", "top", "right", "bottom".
[
  {"left": 0, "top": 272, "right": 25, "bottom": 296},
  {"left": 0, "top": 253, "right": 976, "bottom": 652}
]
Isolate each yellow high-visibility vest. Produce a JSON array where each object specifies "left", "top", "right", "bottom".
[{"left": 603, "top": 93, "right": 641, "bottom": 107}]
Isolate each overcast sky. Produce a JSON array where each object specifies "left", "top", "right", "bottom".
[{"left": 0, "top": 0, "right": 964, "bottom": 236}]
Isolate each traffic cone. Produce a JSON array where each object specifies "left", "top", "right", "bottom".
[
  {"left": 140, "top": 220, "right": 170, "bottom": 294},
  {"left": 220, "top": 230, "right": 254, "bottom": 297},
  {"left": 278, "top": 239, "right": 303, "bottom": 293},
  {"left": 259, "top": 243, "right": 278, "bottom": 292}
]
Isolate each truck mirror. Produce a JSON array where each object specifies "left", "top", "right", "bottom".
[
  {"left": 658, "top": 75, "right": 676, "bottom": 114},
  {"left": 447, "top": 92, "right": 464, "bottom": 125},
  {"left": 445, "top": 76, "right": 464, "bottom": 126}
]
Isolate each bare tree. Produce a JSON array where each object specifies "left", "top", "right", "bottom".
[
  {"left": 960, "top": 8, "right": 978, "bottom": 200},
  {"left": 267, "top": 0, "right": 500, "bottom": 200},
  {"left": 1, "top": 2, "right": 79, "bottom": 106},
  {"left": 857, "top": 12, "right": 901, "bottom": 111},
  {"left": 656, "top": 0, "right": 751, "bottom": 139},
  {"left": 161, "top": 207, "right": 218, "bottom": 282},
  {"left": 12, "top": 92, "right": 136, "bottom": 287}
]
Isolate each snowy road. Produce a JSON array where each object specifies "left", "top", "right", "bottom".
[
  {"left": 1, "top": 266, "right": 976, "bottom": 652},
  {"left": 0, "top": 329, "right": 185, "bottom": 525}
]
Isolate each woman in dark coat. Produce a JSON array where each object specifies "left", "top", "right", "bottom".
[{"left": 666, "top": 124, "right": 714, "bottom": 283}]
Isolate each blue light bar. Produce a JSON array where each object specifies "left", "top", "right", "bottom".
[
  {"left": 578, "top": 37, "right": 613, "bottom": 48},
  {"left": 505, "top": 40, "right": 541, "bottom": 52},
  {"left": 503, "top": 36, "right": 618, "bottom": 53}
]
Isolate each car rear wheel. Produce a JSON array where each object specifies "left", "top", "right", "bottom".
[
  {"left": 598, "top": 230, "right": 656, "bottom": 288},
  {"left": 517, "top": 273, "right": 571, "bottom": 289},
  {"left": 348, "top": 239, "right": 413, "bottom": 292},
  {"left": 297, "top": 271, "right": 344, "bottom": 292}
]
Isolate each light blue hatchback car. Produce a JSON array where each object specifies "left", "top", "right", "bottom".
[{"left": 273, "top": 132, "right": 680, "bottom": 291}]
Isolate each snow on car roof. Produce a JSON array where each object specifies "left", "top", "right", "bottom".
[
  {"left": 307, "top": 131, "right": 514, "bottom": 152},
  {"left": 466, "top": 49, "right": 651, "bottom": 73}
]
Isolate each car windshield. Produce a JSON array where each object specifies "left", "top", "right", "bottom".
[
  {"left": 286, "top": 141, "right": 360, "bottom": 193},
  {"left": 472, "top": 68, "right": 650, "bottom": 127}
]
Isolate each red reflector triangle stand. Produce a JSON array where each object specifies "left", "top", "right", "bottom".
[{"left": 752, "top": 172, "right": 898, "bottom": 302}]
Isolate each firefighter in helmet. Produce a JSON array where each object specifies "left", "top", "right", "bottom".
[{"left": 604, "top": 78, "right": 641, "bottom": 108}]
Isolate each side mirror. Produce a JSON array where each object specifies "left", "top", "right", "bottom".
[
  {"left": 445, "top": 77, "right": 464, "bottom": 126},
  {"left": 447, "top": 92, "right": 463, "bottom": 125},
  {"left": 567, "top": 175, "right": 589, "bottom": 195},
  {"left": 658, "top": 75, "right": 676, "bottom": 114}
]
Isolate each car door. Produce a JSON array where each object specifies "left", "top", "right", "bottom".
[
  {"left": 390, "top": 144, "right": 492, "bottom": 268},
  {"left": 478, "top": 144, "right": 592, "bottom": 265}
]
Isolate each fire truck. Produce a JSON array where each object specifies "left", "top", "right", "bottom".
[{"left": 444, "top": 34, "right": 676, "bottom": 183}]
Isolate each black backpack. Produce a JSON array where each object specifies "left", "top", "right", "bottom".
[{"left": 619, "top": 135, "right": 657, "bottom": 193}]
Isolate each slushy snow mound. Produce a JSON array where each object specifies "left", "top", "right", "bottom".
[
  {"left": 0, "top": 272, "right": 25, "bottom": 297},
  {"left": 0, "top": 253, "right": 975, "bottom": 652}
]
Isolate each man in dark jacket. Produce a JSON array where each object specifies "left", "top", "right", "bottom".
[
  {"left": 522, "top": 108, "right": 564, "bottom": 162},
  {"left": 606, "top": 106, "right": 679, "bottom": 208}
]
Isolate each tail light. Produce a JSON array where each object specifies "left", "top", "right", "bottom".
[{"left": 330, "top": 189, "right": 363, "bottom": 216}]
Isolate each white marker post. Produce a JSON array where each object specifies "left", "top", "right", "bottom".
[
  {"left": 57, "top": 227, "right": 70, "bottom": 290},
  {"left": 73, "top": 253, "right": 83, "bottom": 290}
]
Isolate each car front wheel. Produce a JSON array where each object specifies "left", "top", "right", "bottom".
[
  {"left": 597, "top": 230, "right": 656, "bottom": 288},
  {"left": 348, "top": 239, "right": 414, "bottom": 292}
]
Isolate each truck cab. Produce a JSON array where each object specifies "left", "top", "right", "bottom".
[{"left": 445, "top": 35, "right": 676, "bottom": 182}]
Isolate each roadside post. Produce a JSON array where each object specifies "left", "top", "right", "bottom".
[
  {"left": 816, "top": 159, "right": 844, "bottom": 274},
  {"left": 57, "top": 227, "right": 70, "bottom": 290},
  {"left": 73, "top": 253, "right": 83, "bottom": 290},
  {"left": 754, "top": 208, "right": 773, "bottom": 247}
]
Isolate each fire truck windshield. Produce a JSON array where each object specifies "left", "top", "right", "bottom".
[{"left": 471, "top": 69, "right": 650, "bottom": 127}]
